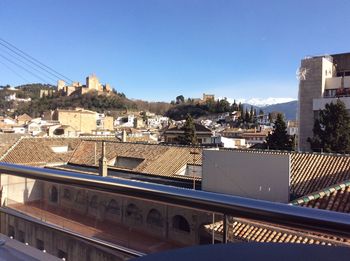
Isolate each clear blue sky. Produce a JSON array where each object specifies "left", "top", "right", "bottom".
[{"left": 1, "top": 0, "right": 350, "bottom": 102}]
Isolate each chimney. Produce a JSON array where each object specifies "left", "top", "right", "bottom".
[
  {"left": 99, "top": 141, "right": 108, "bottom": 177},
  {"left": 122, "top": 130, "right": 127, "bottom": 142}
]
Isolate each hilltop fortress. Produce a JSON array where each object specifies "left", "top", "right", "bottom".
[{"left": 57, "top": 74, "right": 113, "bottom": 96}]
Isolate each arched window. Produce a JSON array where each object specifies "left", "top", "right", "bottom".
[
  {"left": 146, "top": 209, "right": 163, "bottom": 227},
  {"left": 172, "top": 215, "right": 190, "bottom": 233},
  {"left": 89, "top": 195, "right": 98, "bottom": 209},
  {"left": 126, "top": 203, "right": 142, "bottom": 223},
  {"left": 107, "top": 199, "right": 120, "bottom": 215},
  {"left": 49, "top": 186, "right": 58, "bottom": 203},
  {"left": 63, "top": 189, "right": 71, "bottom": 200},
  {"left": 75, "top": 191, "right": 86, "bottom": 205}
]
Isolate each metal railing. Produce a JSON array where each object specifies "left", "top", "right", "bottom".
[
  {"left": 0, "top": 206, "right": 144, "bottom": 258},
  {"left": 0, "top": 162, "right": 349, "bottom": 250}
]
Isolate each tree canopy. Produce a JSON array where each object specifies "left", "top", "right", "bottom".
[
  {"left": 266, "top": 113, "right": 294, "bottom": 151},
  {"left": 180, "top": 114, "right": 197, "bottom": 145},
  {"left": 308, "top": 100, "right": 350, "bottom": 153}
]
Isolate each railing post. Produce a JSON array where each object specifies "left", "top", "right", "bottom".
[
  {"left": 223, "top": 214, "right": 228, "bottom": 243},
  {"left": 212, "top": 213, "right": 215, "bottom": 244}
]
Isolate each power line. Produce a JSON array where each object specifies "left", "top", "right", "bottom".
[
  {"left": 0, "top": 59, "right": 30, "bottom": 83},
  {"left": 0, "top": 38, "right": 73, "bottom": 83},
  {"left": 0, "top": 41, "right": 64, "bottom": 83},
  {"left": 0, "top": 48, "right": 58, "bottom": 83},
  {"left": 0, "top": 53, "right": 54, "bottom": 85}
]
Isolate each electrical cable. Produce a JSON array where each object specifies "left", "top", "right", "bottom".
[
  {"left": 0, "top": 53, "right": 54, "bottom": 85},
  {"left": 0, "top": 38, "right": 73, "bottom": 83},
  {"left": 0, "top": 59, "right": 30, "bottom": 83},
  {"left": 0, "top": 48, "right": 58, "bottom": 83}
]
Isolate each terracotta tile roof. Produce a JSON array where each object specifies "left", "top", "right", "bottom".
[
  {"left": 125, "top": 136, "right": 158, "bottom": 143},
  {"left": 165, "top": 123, "right": 212, "bottom": 133},
  {"left": 0, "top": 137, "right": 82, "bottom": 166},
  {"left": 205, "top": 217, "right": 349, "bottom": 246},
  {"left": 290, "top": 153, "right": 350, "bottom": 198},
  {"left": 225, "top": 149, "right": 350, "bottom": 197},
  {"left": 291, "top": 180, "right": 350, "bottom": 213},
  {"left": 68, "top": 140, "right": 202, "bottom": 180},
  {"left": 16, "top": 113, "right": 32, "bottom": 122},
  {"left": 0, "top": 134, "right": 27, "bottom": 157}
]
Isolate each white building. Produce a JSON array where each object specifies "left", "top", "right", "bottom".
[
  {"left": 114, "top": 115, "right": 135, "bottom": 127},
  {"left": 298, "top": 53, "right": 350, "bottom": 151},
  {"left": 146, "top": 115, "right": 169, "bottom": 129},
  {"left": 5, "top": 93, "right": 31, "bottom": 102}
]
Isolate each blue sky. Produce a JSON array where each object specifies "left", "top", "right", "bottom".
[{"left": 1, "top": 0, "right": 350, "bottom": 102}]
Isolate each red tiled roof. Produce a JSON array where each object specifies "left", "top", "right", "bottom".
[
  {"left": 165, "top": 123, "right": 212, "bottom": 133},
  {"left": 205, "top": 217, "right": 350, "bottom": 246},
  {"left": 292, "top": 180, "right": 350, "bottom": 213},
  {"left": 0, "top": 134, "right": 26, "bottom": 157},
  {"left": 68, "top": 140, "right": 202, "bottom": 179},
  {"left": 290, "top": 153, "right": 350, "bottom": 197},
  {"left": 1, "top": 137, "right": 82, "bottom": 166},
  {"left": 225, "top": 149, "right": 350, "bottom": 197}
]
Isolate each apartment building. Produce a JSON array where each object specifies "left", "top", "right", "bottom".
[{"left": 298, "top": 52, "right": 350, "bottom": 151}]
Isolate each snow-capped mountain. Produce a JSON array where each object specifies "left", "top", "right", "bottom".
[{"left": 226, "top": 97, "right": 296, "bottom": 107}]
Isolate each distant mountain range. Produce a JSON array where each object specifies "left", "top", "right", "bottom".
[
  {"left": 226, "top": 97, "right": 296, "bottom": 107},
  {"left": 243, "top": 100, "right": 297, "bottom": 120}
]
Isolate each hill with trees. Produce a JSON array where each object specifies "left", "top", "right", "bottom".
[{"left": 0, "top": 83, "right": 138, "bottom": 117}]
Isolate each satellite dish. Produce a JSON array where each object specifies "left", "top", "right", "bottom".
[{"left": 296, "top": 67, "right": 309, "bottom": 80}]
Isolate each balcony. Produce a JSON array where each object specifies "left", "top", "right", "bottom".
[
  {"left": 313, "top": 95, "right": 350, "bottom": 110},
  {"left": 0, "top": 163, "right": 349, "bottom": 260}
]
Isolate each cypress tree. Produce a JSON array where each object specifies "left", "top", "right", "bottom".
[
  {"left": 182, "top": 114, "right": 197, "bottom": 145},
  {"left": 266, "top": 113, "right": 294, "bottom": 150}
]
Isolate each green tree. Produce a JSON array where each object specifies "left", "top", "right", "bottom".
[
  {"left": 308, "top": 100, "right": 350, "bottom": 153},
  {"left": 250, "top": 106, "right": 254, "bottom": 122},
  {"left": 181, "top": 114, "right": 197, "bottom": 145},
  {"left": 176, "top": 95, "right": 185, "bottom": 104},
  {"left": 244, "top": 108, "right": 250, "bottom": 123},
  {"left": 231, "top": 99, "right": 238, "bottom": 111},
  {"left": 266, "top": 113, "right": 294, "bottom": 150},
  {"left": 238, "top": 102, "right": 244, "bottom": 122},
  {"left": 217, "top": 98, "right": 230, "bottom": 113}
]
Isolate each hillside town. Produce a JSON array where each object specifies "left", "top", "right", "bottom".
[
  {"left": 1, "top": 1, "right": 350, "bottom": 260},
  {"left": 0, "top": 81, "right": 298, "bottom": 149}
]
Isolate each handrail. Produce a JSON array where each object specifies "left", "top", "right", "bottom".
[
  {"left": 0, "top": 206, "right": 145, "bottom": 258},
  {"left": 0, "top": 162, "right": 349, "bottom": 239}
]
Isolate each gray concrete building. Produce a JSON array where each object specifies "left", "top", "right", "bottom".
[{"left": 298, "top": 52, "right": 350, "bottom": 151}]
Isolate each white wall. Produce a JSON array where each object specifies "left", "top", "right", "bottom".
[
  {"left": 313, "top": 96, "right": 350, "bottom": 110},
  {"left": 325, "top": 77, "right": 342, "bottom": 89},
  {"left": 202, "top": 150, "right": 290, "bottom": 203},
  {"left": 0, "top": 174, "right": 43, "bottom": 205}
]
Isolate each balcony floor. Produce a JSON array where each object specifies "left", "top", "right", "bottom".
[{"left": 7, "top": 201, "right": 186, "bottom": 254}]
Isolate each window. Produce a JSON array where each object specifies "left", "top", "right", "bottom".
[
  {"left": 75, "top": 191, "right": 86, "bottom": 204},
  {"left": 172, "top": 215, "right": 190, "bottom": 233},
  {"left": 89, "top": 195, "right": 98, "bottom": 209},
  {"left": 8, "top": 225, "right": 15, "bottom": 238},
  {"left": 126, "top": 203, "right": 142, "bottom": 223},
  {"left": 50, "top": 186, "right": 58, "bottom": 203},
  {"left": 18, "top": 230, "right": 25, "bottom": 243},
  {"left": 115, "top": 156, "right": 144, "bottom": 169},
  {"left": 36, "top": 239, "right": 44, "bottom": 251},
  {"left": 50, "top": 146, "right": 68, "bottom": 153},
  {"left": 63, "top": 189, "right": 71, "bottom": 200},
  {"left": 107, "top": 199, "right": 120, "bottom": 215},
  {"left": 58, "top": 249, "right": 67, "bottom": 260},
  {"left": 53, "top": 128, "right": 64, "bottom": 136},
  {"left": 146, "top": 209, "right": 163, "bottom": 227}
]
